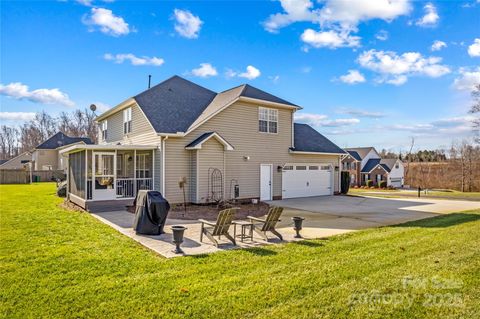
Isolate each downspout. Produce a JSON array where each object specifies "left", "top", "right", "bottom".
[{"left": 162, "top": 136, "right": 168, "bottom": 196}]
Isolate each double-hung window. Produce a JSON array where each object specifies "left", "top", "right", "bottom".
[
  {"left": 123, "top": 107, "right": 132, "bottom": 134},
  {"left": 259, "top": 107, "right": 278, "bottom": 133},
  {"left": 101, "top": 120, "right": 108, "bottom": 141}
]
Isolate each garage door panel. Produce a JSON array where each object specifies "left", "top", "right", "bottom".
[{"left": 282, "top": 164, "right": 332, "bottom": 199}]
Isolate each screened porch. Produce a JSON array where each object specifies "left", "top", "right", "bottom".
[{"left": 62, "top": 145, "right": 158, "bottom": 207}]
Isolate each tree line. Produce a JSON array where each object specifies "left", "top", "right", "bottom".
[{"left": 0, "top": 109, "right": 97, "bottom": 160}]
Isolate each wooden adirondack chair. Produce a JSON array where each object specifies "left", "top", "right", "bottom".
[
  {"left": 199, "top": 208, "right": 238, "bottom": 247},
  {"left": 248, "top": 206, "right": 284, "bottom": 241}
]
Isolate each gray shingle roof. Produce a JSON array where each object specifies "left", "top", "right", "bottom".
[
  {"left": 36, "top": 132, "right": 93, "bottom": 149},
  {"left": 291, "top": 123, "right": 345, "bottom": 154},
  {"left": 134, "top": 76, "right": 217, "bottom": 134},
  {"left": 346, "top": 150, "right": 361, "bottom": 161},
  {"left": 344, "top": 147, "right": 376, "bottom": 160},
  {"left": 132, "top": 76, "right": 298, "bottom": 134},
  {"left": 185, "top": 132, "right": 215, "bottom": 148},
  {"left": 240, "top": 84, "right": 297, "bottom": 107}
]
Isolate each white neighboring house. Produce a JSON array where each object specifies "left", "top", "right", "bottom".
[{"left": 342, "top": 147, "right": 404, "bottom": 187}]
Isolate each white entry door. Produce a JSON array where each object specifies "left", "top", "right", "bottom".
[
  {"left": 92, "top": 152, "right": 116, "bottom": 201},
  {"left": 260, "top": 164, "right": 272, "bottom": 201},
  {"left": 282, "top": 164, "right": 332, "bottom": 199}
]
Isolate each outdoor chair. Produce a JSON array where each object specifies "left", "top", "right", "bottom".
[
  {"left": 199, "top": 208, "right": 238, "bottom": 247},
  {"left": 248, "top": 206, "right": 284, "bottom": 241}
]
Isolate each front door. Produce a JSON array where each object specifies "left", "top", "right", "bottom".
[
  {"left": 92, "top": 152, "right": 116, "bottom": 200},
  {"left": 260, "top": 164, "right": 272, "bottom": 201}
]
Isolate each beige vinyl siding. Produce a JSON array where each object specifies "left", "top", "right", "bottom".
[
  {"left": 154, "top": 148, "right": 162, "bottom": 193},
  {"left": 197, "top": 138, "right": 225, "bottom": 203},
  {"left": 0, "top": 152, "right": 31, "bottom": 170},
  {"left": 99, "top": 103, "right": 159, "bottom": 146},
  {"left": 164, "top": 100, "right": 341, "bottom": 203}
]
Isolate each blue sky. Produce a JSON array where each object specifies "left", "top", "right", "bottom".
[{"left": 1, "top": 0, "right": 479, "bottom": 152}]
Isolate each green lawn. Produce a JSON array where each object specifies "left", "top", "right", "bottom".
[
  {"left": 1, "top": 183, "right": 479, "bottom": 318},
  {"left": 349, "top": 188, "right": 480, "bottom": 200}
]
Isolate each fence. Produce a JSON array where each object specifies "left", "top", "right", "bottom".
[{"left": 0, "top": 169, "right": 65, "bottom": 184}]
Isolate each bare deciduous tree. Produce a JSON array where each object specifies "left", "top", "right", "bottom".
[{"left": 470, "top": 83, "right": 480, "bottom": 143}]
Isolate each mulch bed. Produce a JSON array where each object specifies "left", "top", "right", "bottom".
[{"left": 126, "top": 201, "right": 271, "bottom": 220}]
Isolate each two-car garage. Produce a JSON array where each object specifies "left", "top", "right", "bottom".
[{"left": 281, "top": 163, "right": 333, "bottom": 199}]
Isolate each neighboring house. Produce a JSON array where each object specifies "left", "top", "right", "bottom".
[
  {"left": 60, "top": 75, "right": 346, "bottom": 210},
  {"left": 342, "top": 147, "right": 404, "bottom": 187},
  {"left": 0, "top": 151, "right": 32, "bottom": 170},
  {"left": 32, "top": 132, "right": 93, "bottom": 171}
]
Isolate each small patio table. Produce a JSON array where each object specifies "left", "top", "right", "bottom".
[{"left": 233, "top": 220, "right": 254, "bottom": 242}]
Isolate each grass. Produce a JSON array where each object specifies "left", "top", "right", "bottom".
[
  {"left": 1, "top": 183, "right": 480, "bottom": 318},
  {"left": 349, "top": 188, "right": 480, "bottom": 200}
]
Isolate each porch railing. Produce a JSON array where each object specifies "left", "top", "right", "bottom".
[{"left": 116, "top": 178, "right": 153, "bottom": 198}]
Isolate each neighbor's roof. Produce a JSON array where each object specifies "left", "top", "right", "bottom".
[
  {"left": 346, "top": 150, "right": 362, "bottom": 161},
  {"left": 344, "top": 147, "right": 377, "bottom": 160},
  {"left": 290, "top": 123, "right": 345, "bottom": 154},
  {"left": 105, "top": 75, "right": 299, "bottom": 135},
  {"left": 380, "top": 158, "right": 398, "bottom": 171},
  {"left": 361, "top": 158, "right": 390, "bottom": 173},
  {"left": 36, "top": 132, "right": 93, "bottom": 150}
]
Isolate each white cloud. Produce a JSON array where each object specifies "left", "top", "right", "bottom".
[
  {"left": 338, "top": 69, "right": 366, "bottom": 84},
  {"left": 416, "top": 2, "right": 439, "bottom": 27},
  {"left": 228, "top": 65, "right": 262, "bottom": 80},
  {"left": 468, "top": 38, "right": 480, "bottom": 57},
  {"left": 264, "top": 0, "right": 411, "bottom": 49},
  {"left": 387, "top": 116, "right": 475, "bottom": 136},
  {"left": 0, "top": 112, "right": 36, "bottom": 122},
  {"left": 76, "top": 0, "right": 93, "bottom": 6},
  {"left": 173, "top": 9, "right": 202, "bottom": 39},
  {"left": 104, "top": 53, "right": 164, "bottom": 66},
  {"left": 295, "top": 113, "right": 360, "bottom": 127},
  {"left": 431, "top": 40, "right": 447, "bottom": 51},
  {"left": 357, "top": 49, "right": 450, "bottom": 85},
  {"left": 452, "top": 67, "right": 480, "bottom": 91},
  {"left": 338, "top": 108, "right": 386, "bottom": 118},
  {"left": 0, "top": 82, "right": 75, "bottom": 107},
  {"left": 269, "top": 75, "right": 280, "bottom": 83},
  {"left": 190, "top": 63, "right": 218, "bottom": 78},
  {"left": 82, "top": 7, "right": 130, "bottom": 36},
  {"left": 375, "top": 30, "right": 389, "bottom": 41},
  {"left": 301, "top": 28, "right": 360, "bottom": 49}
]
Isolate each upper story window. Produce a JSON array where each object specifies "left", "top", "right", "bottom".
[
  {"left": 352, "top": 162, "right": 356, "bottom": 170},
  {"left": 101, "top": 120, "right": 108, "bottom": 141},
  {"left": 123, "top": 107, "right": 132, "bottom": 134},
  {"left": 395, "top": 163, "right": 400, "bottom": 169},
  {"left": 259, "top": 107, "right": 278, "bottom": 133}
]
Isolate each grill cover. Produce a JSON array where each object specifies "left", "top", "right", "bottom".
[{"left": 133, "top": 190, "right": 170, "bottom": 235}]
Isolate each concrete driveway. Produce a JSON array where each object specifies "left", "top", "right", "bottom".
[{"left": 268, "top": 195, "right": 480, "bottom": 239}]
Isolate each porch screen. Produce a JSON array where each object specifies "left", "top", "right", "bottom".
[{"left": 69, "top": 151, "right": 86, "bottom": 199}]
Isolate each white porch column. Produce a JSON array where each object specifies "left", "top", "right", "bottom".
[{"left": 133, "top": 149, "right": 137, "bottom": 197}]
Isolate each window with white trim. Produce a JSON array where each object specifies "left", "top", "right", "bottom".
[
  {"left": 123, "top": 107, "right": 132, "bottom": 134},
  {"left": 259, "top": 107, "right": 278, "bottom": 133},
  {"left": 101, "top": 120, "right": 108, "bottom": 141}
]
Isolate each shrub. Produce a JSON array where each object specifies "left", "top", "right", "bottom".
[
  {"left": 366, "top": 180, "right": 373, "bottom": 187},
  {"left": 340, "top": 171, "right": 350, "bottom": 194},
  {"left": 379, "top": 181, "right": 387, "bottom": 188}
]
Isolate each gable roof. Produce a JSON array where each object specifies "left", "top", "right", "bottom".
[
  {"left": 380, "top": 158, "right": 398, "bottom": 171},
  {"left": 346, "top": 150, "right": 362, "bottom": 161},
  {"left": 345, "top": 147, "right": 377, "bottom": 160},
  {"left": 134, "top": 76, "right": 217, "bottom": 134},
  {"left": 361, "top": 158, "right": 390, "bottom": 173},
  {"left": 185, "top": 132, "right": 234, "bottom": 150},
  {"left": 36, "top": 132, "right": 93, "bottom": 150},
  {"left": 99, "top": 76, "right": 299, "bottom": 135},
  {"left": 290, "top": 123, "right": 345, "bottom": 154}
]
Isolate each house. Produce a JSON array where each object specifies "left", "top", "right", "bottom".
[
  {"left": 32, "top": 132, "right": 93, "bottom": 171},
  {"left": 60, "top": 75, "right": 346, "bottom": 210},
  {"left": 342, "top": 147, "right": 404, "bottom": 187},
  {"left": 0, "top": 151, "right": 32, "bottom": 170}
]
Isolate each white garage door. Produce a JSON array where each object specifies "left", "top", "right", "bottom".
[{"left": 282, "top": 164, "right": 332, "bottom": 199}]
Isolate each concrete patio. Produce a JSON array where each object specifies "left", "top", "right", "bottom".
[{"left": 91, "top": 195, "right": 480, "bottom": 258}]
